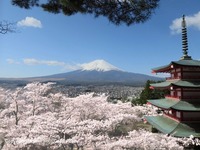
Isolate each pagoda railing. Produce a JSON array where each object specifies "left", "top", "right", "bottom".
[
  {"left": 166, "top": 77, "right": 180, "bottom": 80},
  {"left": 166, "top": 95, "right": 200, "bottom": 100},
  {"left": 164, "top": 113, "right": 180, "bottom": 121},
  {"left": 166, "top": 76, "right": 200, "bottom": 80},
  {"left": 165, "top": 95, "right": 180, "bottom": 99}
]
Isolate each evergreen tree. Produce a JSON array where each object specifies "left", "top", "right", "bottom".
[
  {"left": 132, "top": 80, "right": 168, "bottom": 105},
  {"left": 11, "top": 0, "right": 159, "bottom": 26},
  {"left": 140, "top": 80, "right": 152, "bottom": 102}
]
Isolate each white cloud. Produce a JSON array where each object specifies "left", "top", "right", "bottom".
[
  {"left": 6, "top": 59, "right": 20, "bottom": 64},
  {"left": 170, "top": 11, "right": 200, "bottom": 34},
  {"left": 23, "top": 58, "right": 80, "bottom": 71},
  {"left": 23, "top": 58, "right": 64, "bottom": 66},
  {"left": 17, "top": 17, "right": 42, "bottom": 28}
]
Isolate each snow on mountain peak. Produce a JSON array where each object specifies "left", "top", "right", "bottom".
[{"left": 80, "top": 60, "right": 121, "bottom": 72}]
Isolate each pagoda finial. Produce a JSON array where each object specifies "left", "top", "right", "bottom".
[{"left": 180, "top": 15, "right": 192, "bottom": 60}]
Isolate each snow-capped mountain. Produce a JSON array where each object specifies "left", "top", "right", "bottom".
[
  {"left": 37, "top": 60, "right": 162, "bottom": 86},
  {"left": 80, "top": 60, "right": 121, "bottom": 72}
]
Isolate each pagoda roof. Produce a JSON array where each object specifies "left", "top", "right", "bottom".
[
  {"left": 148, "top": 99, "right": 200, "bottom": 111},
  {"left": 150, "top": 80, "right": 200, "bottom": 88},
  {"left": 148, "top": 99, "right": 179, "bottom": 109},
  {"left": 173, "top": 100, "right": 200, "bottom": 111},
  {"left": 145, "top": 115, "right": 200, "bottom": 137},
  {"left": 152, "top": 59, "right": 200, "bottom": 73}
]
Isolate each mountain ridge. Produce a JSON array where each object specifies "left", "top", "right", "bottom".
[
  {"left": 41, "top": 69, "right": 162, "bottom": 86},
  {"left": 0, "top": 60, "right": 163, "bottom": 86}
]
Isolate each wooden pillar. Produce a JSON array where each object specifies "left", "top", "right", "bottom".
[
  {"left": 180, "top": 111, "right": 183, "bottom": 121},
  {"left": 181, "top": 67, "right": 183, "bottom": 79},
  {"left": 181, "top": 87, "right": 183, "bottom": 99}
]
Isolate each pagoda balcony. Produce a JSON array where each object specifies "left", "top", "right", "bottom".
[
  {"left": 164, "top": 113, "right": 180, "bottom": 122},
  {"left": 165, "top": 114, "right": 200, "bottom": 122},
  {"left": 165, "top": 95, "right": 180, "bottom": 100},
  {"left": 166, "top": 95, "right": 200, "bottom": 100},
  {"left": 166, "top": 76, "right": 200, "bottom": 80},
  {"left": 166, "top": 77, "right": 181, "bottom": 80}
]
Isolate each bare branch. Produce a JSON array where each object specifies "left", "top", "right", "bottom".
[{"left": 0, "top": 21, "right": 16, "bottom": 34}]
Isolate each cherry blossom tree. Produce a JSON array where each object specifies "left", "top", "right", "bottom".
[
  {"left": 0, "top": 82, "right": 197, "bottom": 150},
  {"left": 23, "top": 82, "right": 55, "bottom": 116}
]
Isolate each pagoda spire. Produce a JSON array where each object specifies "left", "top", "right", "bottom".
[{"left": 181, "top": 15, "right": 192, "bottom": 60}]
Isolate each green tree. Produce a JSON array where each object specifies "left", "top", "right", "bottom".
[
  {"left": 11, "top": 0, "right": 159, "bottom": 26},
  {"left": 140, "top": 80, "right": 152, "bottom": 102},
  {"left": 132, "top": 80, "right": 169, "bottom": 105}
]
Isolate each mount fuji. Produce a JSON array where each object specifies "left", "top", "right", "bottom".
[
  {"left": 37, "top": 60, "right": 162, "bottom": 86},
  {"left": 80, "top": 60, "right": 120, "bottom": 72}
]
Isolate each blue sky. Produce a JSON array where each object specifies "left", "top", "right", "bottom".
[{"left": 1, "top": 0, "right": 200, "bottom": 78}]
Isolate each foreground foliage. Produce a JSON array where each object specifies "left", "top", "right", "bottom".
[
  {"left": 0, "top": 82, "right": 197, "bottom": 149},
  {"left": 12, "top": 0, "right": 159, "bottom": 26}
]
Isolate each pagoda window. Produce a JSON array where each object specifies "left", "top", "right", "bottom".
[
  {"left": 172, "top": 91, "right": 177, "bottom": 98},
  {"left": 177, "top": 72, "right": 181, "bottom": 78},
  {"left": 176, "top": 111, "right": 181, "bottom": 118},
  {"left": 170, "top": 91, "right": 174, "bottom": 97},
  {"left": 177, "top": 91, "right": 181, "bottom": 98},
  {"left": 174, "top": 73, "right": 178, "bottom": 78}
]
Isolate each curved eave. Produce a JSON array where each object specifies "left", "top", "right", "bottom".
[
  {"left": 148, "top": 99, "right": 178, "bottom": 109},
  {"left": 148, "top": 98, "right": 200, "bottom": 111},
  {"left": 175, "top": 123, "right": 200, "bottom": 137},
  {"left": 174, "top": 80, "right": 200, "bottom": 88},
  {"left": 145, "top": 115, "right": 200, "bottom": 137},
  {"left": 152, "top": 64, "right": 171, "bottom": 73},
  {"left": 152, "top": 59, "right": 200, "bottom": 73},
  {"left": 150, "top": 81, "right": 174, "bottom": 88},
  {"left": 172, "top": 101, "right": 200, "bottom": 111},
  {"left": 151, "top": 80, "right": 200, "bottom": 88},
  {"left": 145, "top": 115, "right": 178, "bottom": 134}
]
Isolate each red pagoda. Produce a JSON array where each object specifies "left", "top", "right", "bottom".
[{"left": 145, "top": 15, "right": 200, "bottom": 137}]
